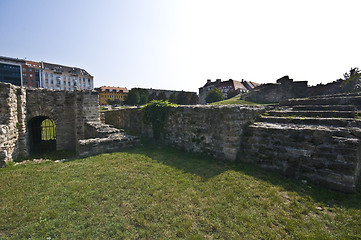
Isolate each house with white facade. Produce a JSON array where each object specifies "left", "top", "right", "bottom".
[{"left": 41, "top": 62, "right": 93, "bottom": 91}]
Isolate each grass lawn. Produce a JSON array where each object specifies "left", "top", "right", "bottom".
[
  {"left": 1, "top": 142, "right": 360, "bottom": 239},
  {"left": 209, "top": 96, "right": 263, "bottom": 105}
]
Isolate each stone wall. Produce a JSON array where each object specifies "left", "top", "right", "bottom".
[
  {"left": 243, "top": 76, "right": 308, "bottom": 103},
  {"left": 105, "top": 105, "right": 266, "bottom": 161},
  {"left": 104, "top": 99, "right": 361, "bottom": 192},
  {"left": 243, "top": 93, "right": 361, "bottom": 192},
  {"left": 308, "top": 79, "right": 343, "bottom": 96},
  {"left": 26, "top": 89, "right": 77, "bottom": 151},
  {"left": 0, "top": 83, "right": 139, "bottom": 165},
  {"left": 0, "top": 83, "right": 24, "bottom": 166}
]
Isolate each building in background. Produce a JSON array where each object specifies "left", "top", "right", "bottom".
[
  {"left": 198, "top": 78, "right": 260, "bottom": 104},
  {"left": 0, "top": 56, "right": 94, "bottom": 91},
  {"left": 95, "top": 86, "right": 128, "bottom": 105},
  {"left": 0, "top": 56, "right": 25, "bottom": 86},
  {"left": 23, "top": 61, "right": 41, "bottom": 88},
  {"left": 41, "top": 62, "right": 93, "bottom": 91}
]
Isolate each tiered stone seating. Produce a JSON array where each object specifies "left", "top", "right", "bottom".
[{"left": 243, "top": 93, "right": 361, "bottom": 192}]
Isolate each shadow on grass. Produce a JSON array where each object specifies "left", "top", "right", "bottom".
[
  {"left": 125, "top": 141, "right": 361, "bottom": 210},
  {"left": 14, "top": 150, "right": 76, "bottom": 162}
]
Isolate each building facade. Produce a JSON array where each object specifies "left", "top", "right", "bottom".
[
  {"left": 0, "top": 56, "right": 94, "bottom": 91},
  {"left": 198, "top": 79, "right": 260, "bottom": 104},
  {"left": 0, "top": 56, "right": 25, "bottom": 86},
  {"left": 95, "top": 86, "right": 128, "bottom": 105},
  {"left": 41, "top": 62, "right": 93, "bottom": 91},
  {"left": 22, "top": 61, "right": 41, "bottom": 88}
]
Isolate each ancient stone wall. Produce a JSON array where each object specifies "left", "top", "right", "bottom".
[
  {"left": 243, "top": 93, "right": 361, "bottom": 192},
  {"left": 243, "top": 76, "right": 308, "bottom": 103},
  {"left": 1, "top": 83, "right": 139, "bottom": 165},
  {"left": 308, "top": 79, "right": 343, "bottom": 96},
  {"left": 26, "top": 89, "right": 77, "bottom": 151},
  {"left": 104, "top": 99, "right": 361, "bottom": 192},
  {"left": 104, "top": 105, "right": 266, "bottom": 161},
  {"left": 0, "top": 83, "right": 23, "bottom": 166},
  {"left": 0, "top": 83, "right": 103, "bottom": 164}
]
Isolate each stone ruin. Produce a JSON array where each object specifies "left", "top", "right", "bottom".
[
  {"left": 243, "top": 76, "right": 347, "bottom": 104},
  {"left": 104, "top": 93, "right": 361, "bottom": 193},
  {"left": 0, "top": 82, "right": 139, "bottom": 166},
  {"left": 1, "top": 81, "right": 361, "bottom": 193},
  {"left": 243, "top": 76, "right": 309, "bottom": 103}
]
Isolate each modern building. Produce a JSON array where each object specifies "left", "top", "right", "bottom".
[
  {"left": 23, "top": 61, "right": 41, "bottom": 88},
  {"left": 95, "top": 86, "right": 128, "bottom": 105},
  {"left": 198, "top": 78, "right": 260, "bottom": 104},
  {"left": 0, "top": 56, "right": 94, "bottom": 91},
  {"left": 41, "top": 62, "right": 93, "bottom": 91},
  {"left": 0, "top": 56, "right": 25, "bottom": 86}
]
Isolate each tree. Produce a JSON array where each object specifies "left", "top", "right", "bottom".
[
  {"left": 112, "top": 99, "right": 121, "bottom": 106},
  {"left": 139, "top": 92, "right": 149, "bottom": 105},
  {"left": 227, "top": 89, "right": 239, "bottom": 99},
  {"left": 157, "top": 92, "right": 167, "bottom": 101},
  {"left": 341, "top": 67, "right": 361, "bottom": 92},
  {"left": 189, "top": 93, "right": 199, "bottom": 105},
  {"left": 107, "top": 98, "right": 121, "bottom": 106},
  {"left": 205, "top": 88, "right": 225, "bottom": 103},
  {"left": 177, "top": 91, "right": 190, "bottom": 105},
  {"left": 125, "top": 88, "right": 149, "bottom": 105},
  {"left": 168, "top": 93, "right": 177, "bottom": 103},
  {"left": 125, "top": 89, "right": 140, "bottom": 105},
  {"left": 148, "top": 92, "right": 157, "bottom": 101},
  {"left": 106, "top": 98, "right": 113, "bottom": 105}
]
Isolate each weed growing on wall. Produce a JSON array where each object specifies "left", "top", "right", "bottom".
[{"left": 142, "top": 100, "right": 176, "bottom": 139}]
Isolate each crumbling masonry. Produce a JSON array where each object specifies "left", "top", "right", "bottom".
[
  {"left": 104, "top": 94, "right": 361, "bottom": 193},
  {"left": 0, "top": 82, "right": 139, "bottom": 166}
]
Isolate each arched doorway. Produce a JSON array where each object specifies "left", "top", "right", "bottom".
[{"left": 28, "top": 116, "right": 56, "bottom": 154}]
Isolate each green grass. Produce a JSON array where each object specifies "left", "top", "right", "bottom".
[
  {"left": 209, "top": 96, "right": 264, "bottom": 105},
  {"left": 1, "top": 143, "right": 360, "bottom": 239}
]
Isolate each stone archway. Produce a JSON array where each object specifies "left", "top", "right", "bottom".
[{"left": 28, "top": 116, "right": 56, "bottom": 154}]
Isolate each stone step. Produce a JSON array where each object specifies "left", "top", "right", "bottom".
[
  {"left": 249, "top": 122, "right": 361, "bottom": 136},
  {"left": 290, "top": 105, "right": 356, "bottom": 111},
  {"left": 243, "top": 121, "right": 361, "bottom": 192},
  {"left": 309, "top": 92, "right": 361, "bottom": 99},
  {"left": 258, "top": 115, "right": 361, "bottom": 128},
  {"left": 280, "top": 96, "right": 361, "bottom": 107},
  {"left": 266, "top": 110, "right": 355, "bottom": 118}
]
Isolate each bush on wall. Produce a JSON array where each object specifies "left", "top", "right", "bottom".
[{"left": 142, "top": 100, "right": 176, "bottom": 139}]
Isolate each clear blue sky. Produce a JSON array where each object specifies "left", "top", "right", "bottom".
[{"left": 1, "top": 0, "right": 360, "bottom": 92}]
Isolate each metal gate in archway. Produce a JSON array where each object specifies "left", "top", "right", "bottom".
[{"left": 28, "top": 116, "right": 56, "bottom": 153}]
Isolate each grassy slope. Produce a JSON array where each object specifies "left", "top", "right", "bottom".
[
  {"left": 1, "top": 143, "right": 360, "bottom": 239},
  {"left": 209, "top": 96, "right": 261, "bottom": 105}
]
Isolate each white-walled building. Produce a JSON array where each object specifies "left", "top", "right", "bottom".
[{"left": 41, "top": 62, "right": 93, "bottom": 91}]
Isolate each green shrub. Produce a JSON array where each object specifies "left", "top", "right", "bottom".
[
  {"left": 205, "top": 88, "right": 225, "bottom": 103},
  {"left": 142, "top": 100, "right": 176, "bottom": 139}
]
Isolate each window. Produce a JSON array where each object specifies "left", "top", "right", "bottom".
[
  {"left": 23, "top": 68, "right": 26, "bottom": 72},
  {"left": 30, "top": 69, "right": 32, "bottom": 72},
  {"left": 30, "top": 74, "right": 33, "bottom": 77}
]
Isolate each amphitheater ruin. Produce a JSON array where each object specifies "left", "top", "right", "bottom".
[{"left": 1, "top": 82, "right": 361, "bottom": 192}]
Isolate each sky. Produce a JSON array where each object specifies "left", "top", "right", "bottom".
[{"left": 0, "top": 0, "right": 360, "bottom": 92}]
